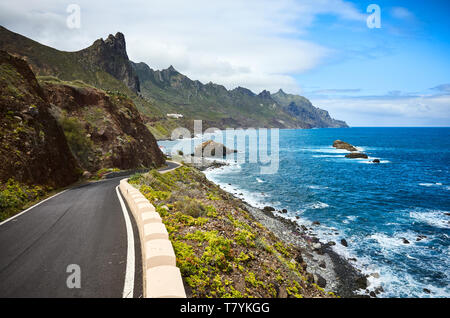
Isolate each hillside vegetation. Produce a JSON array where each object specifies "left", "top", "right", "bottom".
[{"left": 0, "top": 26, "right": 348, "bottom": 140}]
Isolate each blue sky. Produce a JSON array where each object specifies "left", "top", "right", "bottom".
[
  {"left": 297, "top": 0, "right": 450, "bottom": 126},
  {"left": 0, "top": 0, "right": 448, "bottom": 126}
]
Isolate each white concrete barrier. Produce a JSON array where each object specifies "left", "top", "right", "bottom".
[{"left": 119, "top": 178, "right": 186, "bottom": 298}]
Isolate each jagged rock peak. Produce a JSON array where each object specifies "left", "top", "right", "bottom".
[
  {"left": 232, "top": 86, "right": 255, "bottom": 96},
  {"left": 103, "top": 32, "right": 127, "bottom": 56},
  {"left": 258, "top": 90, "right": 271, "bottom": 98},
  {"left": 276, "top": 88, "right": 287, "bottom": 96}
]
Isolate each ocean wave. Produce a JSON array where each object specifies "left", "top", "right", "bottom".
[
  {"left": 306, "top": 201, "right": 330, "bottom": 209},
  {"left": 304, "top": 147, "right": 350, "bottom": 154},
  {"left": 419, "top": 182, "right": 445, "bottom": 188},
  {"left": 256, "top": 178, "right": 264, "bottom": 183},
  {"left": 409, "top": 209, "right": 450, "bottom": 229},
  {"left": 312, "top": 155, "right": 346, "bottom": 158},
  {"left": 307, "top": 185, "right": 329, "bottom": 190}
]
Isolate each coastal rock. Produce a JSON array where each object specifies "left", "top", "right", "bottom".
[
  {"left": 423, "top": 288, "right": 431, "bottom": 294},
  {"left": 340, "top": 239, "right": 348, "bottom": 247},
  {"left": 319, "top": 260, "right": 327, "bottom": 269},
  {"left": 194, "top": 140, "right": 237, "bottom": 158},
  {"left": 333, "top": 140, "right": 358, "bottom": 152},
  {"left": 313, "top": 274, "right": 327, "bottom": 288},
  {"left": 263, "top": 206, "right": 275, "bottom": 212},
  {"left": 312, "top": 221, "right": 321, "bottom": 226},
  {"left": 416, "top": 235, "right": 427, "bottom": 241},
  {"left": 355, "top": 276, "right": 368, "bottom": 289},
  {"left": 345, "top": 153, "right": 369, "bottom": 159},
  {"left": 312, "top": 243, "right": 322, "bottom": 250},
  {"left": 374, "top": 286, "right": 384, "bottom": 294},
  {"left": 281, "top": 209, "right": 288, "bottom": 213},
  {"left": 402, "top": 238, "right": 410, "bottom": 244},
  {"left": 327, "top": 241, "right": 336, "bottom": 246},
  {"left": 370, "top": 273, "right": 380, "bottom": 279},
  {"left": 372, "top": 159, "right": 380, "bottom": 163}
]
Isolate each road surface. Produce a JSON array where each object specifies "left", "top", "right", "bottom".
[{"left": 0, "top": 162, "right": 180, "bottom": 298}]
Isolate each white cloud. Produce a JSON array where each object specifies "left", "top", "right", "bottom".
[
  {"left": 0, "top": 0, "right": 364, "bottom": 93},
  {"left": 310, "top": 94, "right": 450, "bottom": 126},
  {"left": 390, "top": 7, "right": 415, "bottom": 21}
]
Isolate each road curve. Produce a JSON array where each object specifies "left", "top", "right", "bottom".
[{"left": 0, "top": 177, "right": 141, "bottom": 298}]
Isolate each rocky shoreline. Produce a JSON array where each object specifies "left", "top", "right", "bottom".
[{"left": 202, "top": 164, "right": 374, "bottom": 298}]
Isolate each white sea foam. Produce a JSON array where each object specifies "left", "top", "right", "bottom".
[
  {"left": 312, "top": 155, "right": 346, "bottom": 158},
  {"left": 256, "top": 178, "right": 264, "bottom": 183},
  {"left": 307, "top": 185, "right": 329, "bottom": 190},
  {"left": 305, "top": 147, "right": 350, "bottom": 154},
  {"left": 306, "top": 202, "right": 329, "bottom": 209},
  {"left": 409, "top": 209, "right": 450, "bottom": 229},
  {"left": 419, "top": 182, "right": 445, "bottom": 188}
]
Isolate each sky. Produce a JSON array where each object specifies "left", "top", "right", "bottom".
[{"left": 0, "top": 0, "right": 449, "bottom": 126}]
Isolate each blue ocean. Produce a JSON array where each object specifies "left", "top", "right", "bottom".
[{"left": 159, "top": 127, "right": 450, "bottom": 297}]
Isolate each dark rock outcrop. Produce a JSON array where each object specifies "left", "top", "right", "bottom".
[
  {"left": 194, "top": 140, "right": 237, "bottom": 158},
  {"left": 79, "top": 32, "right": 140, "bottom": 92},
  {"left": 345, "top": 153, "right": 369, "bottom": 159},
  {"left": 42, "top": 81, "right": 165, "bottom": 172},
  {"left": 0, "top": 51, "right": 81, "bottom": 187},
  {"left": 333, "top": 140, "right": 358, "bottom": 152}
]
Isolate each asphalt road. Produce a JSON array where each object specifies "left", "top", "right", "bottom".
[
  {"left": 158, "top": 160, "right": 181, "bottom": 173},
  {"left": 0, "top": 177, "right": 142, "bottom": 298}
]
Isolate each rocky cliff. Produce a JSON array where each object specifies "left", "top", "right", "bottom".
[
  {"left": 0, "top": 51, "right": 80, "bottom": 187},
  {"left": 0, "top": 25, "right": 348, "bottom": 139},
  {"left": 41, "top": 79, "right": 165, "bottom": 172}
]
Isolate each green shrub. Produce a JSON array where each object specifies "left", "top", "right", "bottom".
[
  {"left": 174, "top": 196, "right": 206, "bottom": 218},
  {"left": 59, "top": 117, "right": 94, "bottom": 169},
  {"left": 0, "top": 179, "right": 47, "bottom": 221}
]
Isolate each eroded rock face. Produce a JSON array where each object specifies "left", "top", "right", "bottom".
[
  {"left": 0, "top": 51, "right": 81, "bottom": 187},
  {"left": 333, "top": 140, "right": 358, "bottom": 152},
  {"left": 79, "top": 32, "right": 140, "bottom": 92},
  {"left": 42, "top": 81, "right": 165, "bottom": 172}
]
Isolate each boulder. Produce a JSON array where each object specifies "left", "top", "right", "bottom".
[
  {"left": 340, "top": 238, "right": 348, "bottom": 247},
  {"left": 194, "top": 140, "right": 237, "bottom": 158},
  {"left": 345, "top": 153, "right": 369, "bottom": 159},
  {"left": 263, "top": 206, "right": 275, "bottom": 212},
  {"left": 372, "top": 159, "right": 380, "bottom": 163},
  {"left": 333, "top": 140, "right": 358, "bottom": 152},
  {"left": 312, "top": 221, "right": 321, "bottom": 226},
  {"left": 313, "top": 274, "right": 327, "bottom": 288},
  {"left": 355, "top": 276, "right": 368, "bottom": 289},
  {"left": 82, "top": 171, "right": 92, "bottom": 179}
]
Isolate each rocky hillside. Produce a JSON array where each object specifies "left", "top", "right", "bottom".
[
  {"left": 272, "top": 89, "right": 348, "bottom": 128},
  {"left": 40, "top": 77, "right": 165, "bottom": 172},
  {"left": 0, "top": 26, "right": 348, "bottom": 139},
  {"left": 0, "top": 51, "right": 80, "bottom": 188},
  {"left": 132, "top": 61, "right": 348, "bottom": 131}
]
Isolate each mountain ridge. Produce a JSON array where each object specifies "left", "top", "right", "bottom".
[{"left": 0, "top": 26, "right": 348, "bottom": 139}]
